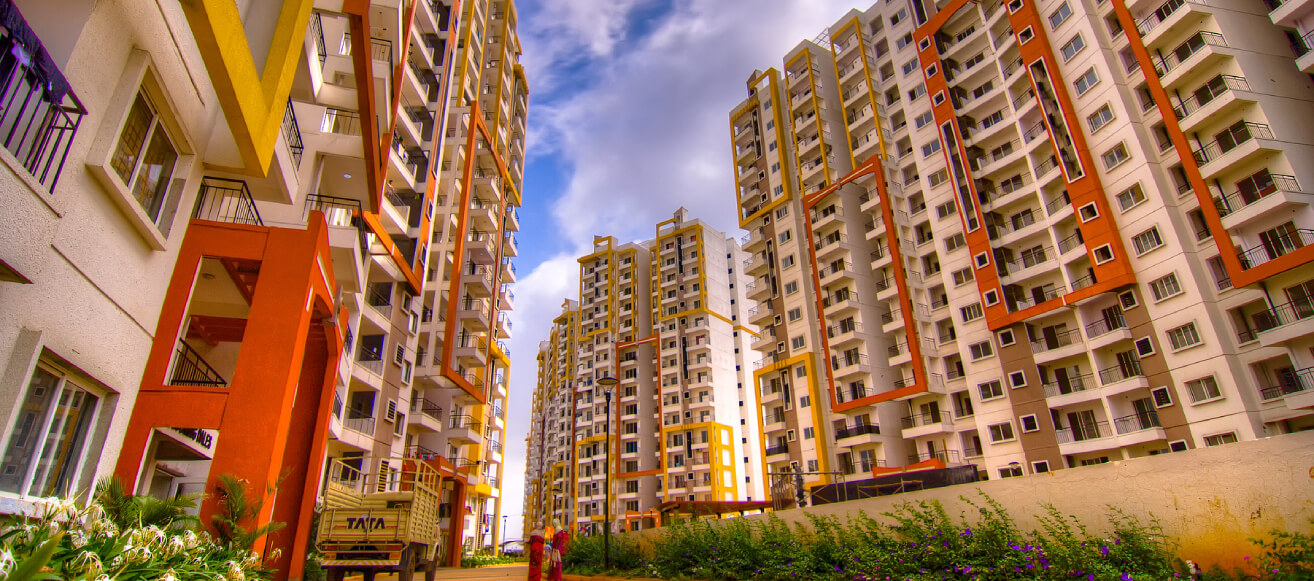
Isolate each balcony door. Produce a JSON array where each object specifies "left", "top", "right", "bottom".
[{"left": 1066, "top": 410, "right": 1099, "bottom": 441}]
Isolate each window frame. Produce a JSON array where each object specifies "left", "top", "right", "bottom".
[{"left": 0, "top": 363, "right": 107, "bottom": 499}]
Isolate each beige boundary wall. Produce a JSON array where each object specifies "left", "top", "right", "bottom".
[{"left": 616, "top": 430, "right": 1314, "bottom": 572}]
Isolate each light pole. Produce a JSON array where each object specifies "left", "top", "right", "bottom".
[{"left": 597, "top": 375, "right": 619, "bottom": 570}]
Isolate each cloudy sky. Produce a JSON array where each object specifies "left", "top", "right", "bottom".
[{"left": 500, "top": 0, "right": 859, "bottom": 538}]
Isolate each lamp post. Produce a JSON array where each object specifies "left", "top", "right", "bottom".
[{"left": 597, "top": 375, "right": 619, "bottom": 570}]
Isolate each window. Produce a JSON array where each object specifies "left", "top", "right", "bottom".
[
  {"left": 974, "top": 252, "right": 991, "bottom": 268},
  {"left": 988, "top": 422, "right": 1015, "bottom": 442},
  {"left": 1020, "top": 414, "right": 1040, "bottom": 432},
  {"left": 944, "top": 233, "right": 967, "bottom": 251},
  {"left": 800, "top": 395, "right": 810, "bottom": 407},
  {"left": 1088, "top": 104, "right": 1115, "bottom": 133},
  {"left": 1132, "top": 227, "right": 1164, "bottom": 255},
  {"left": 1060, "top": 34, "right": 1086, "bottom": 61},
  {"left": 1151, "top": 387, "right": 1174, "bottom": 408},
  {"left": 1018, "top": 27, "right": 1035, "bottom": 44},
  {"left": 1115, "top": 183, "right": 1146, "bottom": 211},
  {"left": 1073, "top": 68, "right": 1099, "bottom": 95},
  {"left": 983, "top": 289, "right": 1000, "bottom": 306},
  {"left": 921, "top": 140, "right": 942, "bottom": 157},
  {"left": 1048, "top": 2, "right": 1072, "bottom": 28},
  {"left": 978, "top": 380, "right": 1004, "bottom": 400},
  {"left": 803, "top": 427, "right": 814, "bottom": 439},
  {"left": 1093, "top": 244, "right": 1115, "bottom": 264},
  {"left": 1149, "top": 273, "right": 1182, "bottom": 301},
  {"left": 997, "top": 329, "right": 1016, "bottom": 346},
  {"left": 0, "top": 365, "right": 103, "bottom": 497},
  {"left": 1166, "top": 322, "right": 1202, "bottom": 350},
  {"left": 1008, "top": 371, "right": 1027, "bottom": 388},
  {"left": 111, "top": 93, "right": 181, "bottom": 225},
  {"left": 952, "top": 268, "right": 975, "bottom": 286},
  {"left": 784, "top": 281, "right": 799, "bottom": 294},
  {"left": 960, "top": 302, "right": 984, "bottom": 322},
  {"left": 1135, "top": 337, "right": 1156, "bottom": 357},
  {"left": 1119, "top": 290, "right": 1139, "bottom": 309},
  {"left": 1103, "top": 142, "right": 1131, "bottom": 170},
  {"left": 999, "top": 465, "right": 1024, "bottom": 478},
  {"left": 1204, "top": 432, "right": 1237, "bottom": 446},
  {"left": 935, "top": 200, "right": 957, "bottom": 218},
  {"left": 1079, "top": 203, "right": 1100, "bottom": 221},
  {"left": 1185, "top": 376, "right": 1222, "bottom": 403},
  {"left": 791, "top": 336, "right": 805, "bottom": 350},
  {"left": 914, "top": 111, "right": 936, "bottom": 128},
  {"left": 781, "top": 255, "right": 796, "bottom": 268},
  {"left": 969, "top": 340, "right": 994, "bottom": 360},
  {"left": 778, "top": 230, "right": 792, "bottom": 243},
  {"left": 787, "top": 308, "right": 802, "bottom": 322},
  {"left": 925, "top": 63, "right": 939, "bottom": 77},
  {"left": 1032, "top": 461, "right": 1051, "bottom": 473}
]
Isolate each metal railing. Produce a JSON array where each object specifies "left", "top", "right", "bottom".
[
  {"left": 901, "top": 411, "right": 952, "bottom": 429},
  {"left": 1113, "top": 411, "right": 1161, "bottom": 434},
  {"left": 1259, "top": 367, "right": 1314, "bottom": 400},
  {"left": 282, "top": 99, "right": 303, "bottom": 166},
  {"left": 1153, "top": 32, "right": 1227, "bottom": 77},
  {"left": 1137, "top": 0, "right": 1206, "bottom": 36},
  {"left": 413, "top": 398, "right": 442, "bottom": 421},
  {"left": 1085, "top": 314, "right": 1127, "bottom": 338},
  {"left": 1042, "top": 373, "right": 1095, "bottom": 398},
  {"left": 449, "top": 414, "right": 483, "bottom": 433},
  {"left": 1031, "top": 328, "right": 1081, "bottom": 353},
  {"left": 169, "top": 341, "right": 228, "bottom": 386},
  {"left": 1192, "top": 122, "right": 1272, "bottom": 167},
  {"left": 1214, "top": 174, "right": 1300, "bottom": 217},
  {"left": 907, "top": 450, "right": 961, "bottom": 464},
  {"left": 0, "top": 29, "right": 85, "bottom": 193},
  {"left": 367, "top": 285, "right": 393, "bottom": 317},
  {"left": 835, "top": 424, "right": 881, "bottom": 439},
  {"left": 1252, "top": 301, "right": 1314, "bottom": 334},
  {"left": 343, "top": 416, "right": 376, "bottom": 436},
  {"left": 193, "top": 177, "right": 263, "bottom": 225},
  {"left": 765, "top": 444, "right": 790, "bottom": 456},
  {"left": 1173, "top": 75, "right": 1248, "bottom": 119},
  {"left": 1099, "top": 361, "right": 1144, "bottom": 385},
  {"left": 321, "top": 108, "right": 362, "bottom": 135},
  {"left": 405, "top": 444, "right": 438, "bottom": 459},
  {"left": 309, "top": 12, "right": 327, "bottom": 65},
  {"left": 1237, "top": 229, "right": 1314, "bottom": 269},
  {"left": 1056, "top": 421, "right": 1109, "bottom": 444}
]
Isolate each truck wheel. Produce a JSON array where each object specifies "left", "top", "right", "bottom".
[
  {"left": 398, "top": 545, "right": 415, "bottom": 581},
  {"left": 424, "top": 556, "right": 438, "bottom": 581}
]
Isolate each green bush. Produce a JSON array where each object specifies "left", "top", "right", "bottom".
[{"left": 563, "top": 493, "right": 1310, "bottom": 580}]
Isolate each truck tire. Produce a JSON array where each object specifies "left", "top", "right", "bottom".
[
  {"left": 424, "top": 555, "right": 438, "bottom": 581},
  {"left": 398, "top": 544, "right": 415, "bottom": 581}
]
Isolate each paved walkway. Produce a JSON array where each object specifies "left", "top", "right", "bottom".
[{"left": 349, "top": 564, "right": 528, "bottom": 580}]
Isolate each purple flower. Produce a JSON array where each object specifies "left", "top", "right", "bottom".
[
  {"left": 1101, "top": 545, "right": 1110, "bottom": 556},
  {"left": 1122, "top": 574, "right": 1134, "bottom": 581}
]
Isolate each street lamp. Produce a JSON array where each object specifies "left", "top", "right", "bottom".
[{"left": 596, "top": 375, "right": 620, "bottom": 570}]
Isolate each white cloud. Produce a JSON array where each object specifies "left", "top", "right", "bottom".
[{"left": 501, "top": 0, "right": 859, "bottom": 539}]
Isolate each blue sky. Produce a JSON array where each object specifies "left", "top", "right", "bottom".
[{"left": 500, "top": 0, "right": 861, "bottom": 539}]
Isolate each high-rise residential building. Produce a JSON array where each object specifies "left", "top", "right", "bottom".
[
  {"left": 0, "top": 0, "right": 524, "bottom": 577},
  {"left": 733, "top": 0, "right": 1314, "bottom": 493},
  {"left": 524, "top": 209, "right": 765, "bottom": 536}
]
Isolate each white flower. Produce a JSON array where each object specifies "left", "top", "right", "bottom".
[
  {"left": 0, "top": 548, "right": 15, "bottom": 576},
  {"left": 181, "top": 529, "right": 200, "bottom": 549},
  {"left": 160, "top": 568, "right": 179, "bottom": 581},
  {"left": 165, "top": 535, "right": 186, "bottom": 556},
  {"left": 226, "top": 560, "right": 246, "bottom": 581},
  {"left": 70, "top": 550, "right": 102, "bottom": 575}
]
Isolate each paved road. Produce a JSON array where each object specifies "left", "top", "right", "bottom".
[{"left": 349, "top": 564, "right": 528, "bottom": 580}]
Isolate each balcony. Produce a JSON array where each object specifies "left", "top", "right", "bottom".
[
  {"left": 1192, "top": 122, "right": 1274, "bottom": 175},
  {"left": 1252, "top": 301, "right": 1314, "bottom": 347},
  {"left": 1214, "top": 175, "right": 1311, "bottom": 231},
  {"left": 169, "top": 341, "right": 228, "bottom": 387},
  {"left": 0, "top": 27, "right": 85, "bottom": 193},
  {"left": 447, "top": 414, "right": 484, "bottom": 443},
  {"left": 1098, "top": 361, "right": 1148, "bottom": 390},
  {"left": 1031, "top": 328, "right": 1084, "bottom": 364},
  {"left": 1172, "top": 75, "right": 1250, "bottom": 127},
  {"left": 1259, "top": 367, "right": 1314, "bottom": 403},
  {"left": 765, "top": 444, "right": 790, "bottom": 457},
  {"left": 1042, "top": 373, "right": 1097, "bottom": 404},
  {"left": 1056, "top": 421, "right": 1115, "bottom": 455},
  {"left": 900, "top": 411, "right": 954, "bottom": 438},
  {"left": 1151, "top": 32, "right": 1228, "bottom": 82},
  {"left": 907, "top": 450, "right": 961, "bottom": 465},
  {"left": 411, "top": 397, "right": 443, "bottom": 431},
  {"left": 192, "top": 177, "right": 263, "bottom": 226},
  {"left": 1238, "top": 229, "right": 1314, "bottom": 271},
  {"left": 835, "top": 423, "right": 882, "bottom": 446}
]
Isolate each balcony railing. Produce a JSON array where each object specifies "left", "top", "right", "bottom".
[
  {"left": 367, "top": 285, "right": 393, "bottom": 317},
  {"left": 282, "top": 99, "right": 303, "bottom": 166},
  {"left": 1113, "top": 411, "right": 1161, "bottom": 434},
  {"left": 449, "top": 414, "right": 483, "bottom": 433},
  {"left": 1056, "top": 420, "right": 1109, "bottom": 444},
  {"left": 1173, "top": 75, "right": 1249, "bottom": 119},
  {"left": 907, "top": 450, "right": 960, "bottom": 464},
  {"left": 1259, "top": 367, "right": 1314, "bottom": 400},
  {"left": 169, "top": 341, "right": 228, "bottom": 386},
  {"left": 1214, "top": 174, "right": 1300, "bottom": 217},
  {"left": 343, "top": 416, "right": 376, "bottom": 436},
  {"left": 321, "top": 108, "right": 362, "bottom": 135},
  {"left": 1238, "top": 229, "right": 1314, "bottom": 269},
  {"left": 901, "top": 411, "right": 951, "bottom": 429},
  {"left": 413, "top": 398, "right": 442, "bottom": 421},
  {"left": 1252, "top": 301, "right": 1314, "bottom": 334},
  {"left": 1152, "top": 32, "right": 1227, "bottom": 77},
  {"left": 1099, "top": 361, "right": 1144, "bottom": 385},
  {"left": 835, "top": 424, "right": 881, "bottom": 439},
  {"left": 765, "top": 444, "right": 790, "bottom": 456},
  {"left": 1031, "top": 328, "right": 1081, "bottom": 353},
  {"left": 1042, "top": 373, "right": 1095, "bottom": 398},
  {"left": 1136, "top": 0, "right": 1205, "bottom": 36},
  {"left": 0, "top": 26, "right": 85, "bottom": 193},
  {"left": 1085, "top": 314, "right": 1127, "bottom": 338},
  {"left": 405, "top": 444, "right": 438, "bottom": 459},
  {"left": 193, "top": 177, "right": 263, "bottom": 226},
  {"left": 1192, "top": 122, "right": 1272, "bottom": 167}
]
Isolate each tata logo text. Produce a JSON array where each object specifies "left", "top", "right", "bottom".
[{"left": 345, "top": 517, "right": 388, "bottom": 531}]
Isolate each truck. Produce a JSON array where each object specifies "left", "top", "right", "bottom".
[{"left": 317, "top": 456, "right": 444, "bottom": 581}]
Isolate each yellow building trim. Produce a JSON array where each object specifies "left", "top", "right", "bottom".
[
  {"left": 752, "top": 351, "right": 830, "bottom": 486},
  {"left": 178, "top": 0, "right": 313, "bottom": 175}
]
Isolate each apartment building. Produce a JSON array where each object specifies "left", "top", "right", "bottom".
[
  {"left": 0, "top": 0, "right": 524, "bottom": 576},
  {"left": 524, "top": 209, "right": 765, "bottom": 536},
  {"left": 732, "top": 0, "right": 1314, "bottom": 491}
]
